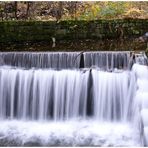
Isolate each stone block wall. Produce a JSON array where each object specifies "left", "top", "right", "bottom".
[{"left": 0, "top": 19, "right": 147, "bottom": 43}]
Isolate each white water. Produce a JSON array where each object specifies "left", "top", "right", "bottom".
[
  {"left": 0, "top": 120, "right": 140, "bottom": 146},
  {"left": 83, "top": 51, "right": 131, "bottom": 70},
  {"left": 0, "top": 65, "right": 140, "bottom": 146},
  {"left": 0, "top": 52, "right": 146, "bottom": 146},
  {"left": 0, "top": 52, "right": 81, "bottom": 69},
  {"left": 92, "top": 70, "right": 136, "bottom": 121},
  {"left": 0, "top": 66, "right": 135, "bottom": 122},
  {"left": 0, "top": 51, "right": 133, "bottom": 70},
  {"left": 132, "top": 64, "right": 148, "bottom": 146}
]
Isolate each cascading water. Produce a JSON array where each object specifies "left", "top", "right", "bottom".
[
  {"left": 0, "top": 51, "right": 144, "bottom": 146},
  {"left": 0, "top": 68, "right": 89, "bottom": 121},
  {"left": 83, "top": 51, "right": 131, "bottom": 70},
  {"left": 0, "top": 51, "right": 132, "bottom": 70},
  {"left": 0, "top": 67, "right": 135, "bottom": 122},
  {"left": 0, "top": 52, "right": 81, "bottom": 69},
  {"left": 92, "top": 70, "right": 136, "bottom": 121}
]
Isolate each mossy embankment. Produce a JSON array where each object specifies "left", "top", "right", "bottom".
[{"left": 0, "top": 19, "right": 147, "bottom": 51}]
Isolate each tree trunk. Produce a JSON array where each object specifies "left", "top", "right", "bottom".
[{"left": 14, "top": 2, "right": 17, "bottom": 19}]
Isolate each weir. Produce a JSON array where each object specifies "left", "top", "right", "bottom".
[
  {"left": 0, "top": 51, "right": 147, "bottom": 146},
  {"left": 0, "top": 51, "right": 133, "bottom": 70},
  {"left": 0, "top": 67, "right": 135, "bottom": 121}
]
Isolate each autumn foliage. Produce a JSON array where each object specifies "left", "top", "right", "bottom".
[{"left": 0, "top": 2, "right": 148, "bottom": 21}]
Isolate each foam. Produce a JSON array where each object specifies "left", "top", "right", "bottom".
[
  {"left": 0, "top": 120, "right": 141, "bottom": 146},
  {"left": 132, "top": 64, "right": 148, "bottom": 79}
]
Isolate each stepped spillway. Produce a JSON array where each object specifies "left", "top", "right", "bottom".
[
  {"left": 0, "top": 51, "right": 147, "bottom": 146},
  {"left": 0, "top": 51, "right": 135, "bottom": 70},
  {"left": 0, "top": 66, "right": 135, "bottom": 121}
]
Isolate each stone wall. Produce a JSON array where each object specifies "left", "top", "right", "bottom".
[{"left": 0, "top": 19, "right": 148, "bottom": 43}]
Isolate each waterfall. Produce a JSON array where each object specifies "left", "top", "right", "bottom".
[
  {"left": 0, "top": 66, "right": 136, "bottom": 122},
  {"left": 0, "top": 51, "right": 133, "bottom": 70},
  {"left": 92, "top": 70, "right": 136, "bottom": 121},
  {"left": 0, "top": 52, "right": 81, "bottom": 69},
  {"left": 83, "top": 51, "right": 131, "bottom": 70},
  {"left": 0, "top": 51, "right": 145, "bottom": 146},
  {"left": 134, "top": 53, "right": 148, "bottom": 65}
]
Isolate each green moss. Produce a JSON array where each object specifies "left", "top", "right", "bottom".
[{"left": 0, "top": 19, "right": 147, "bottom": 43}]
